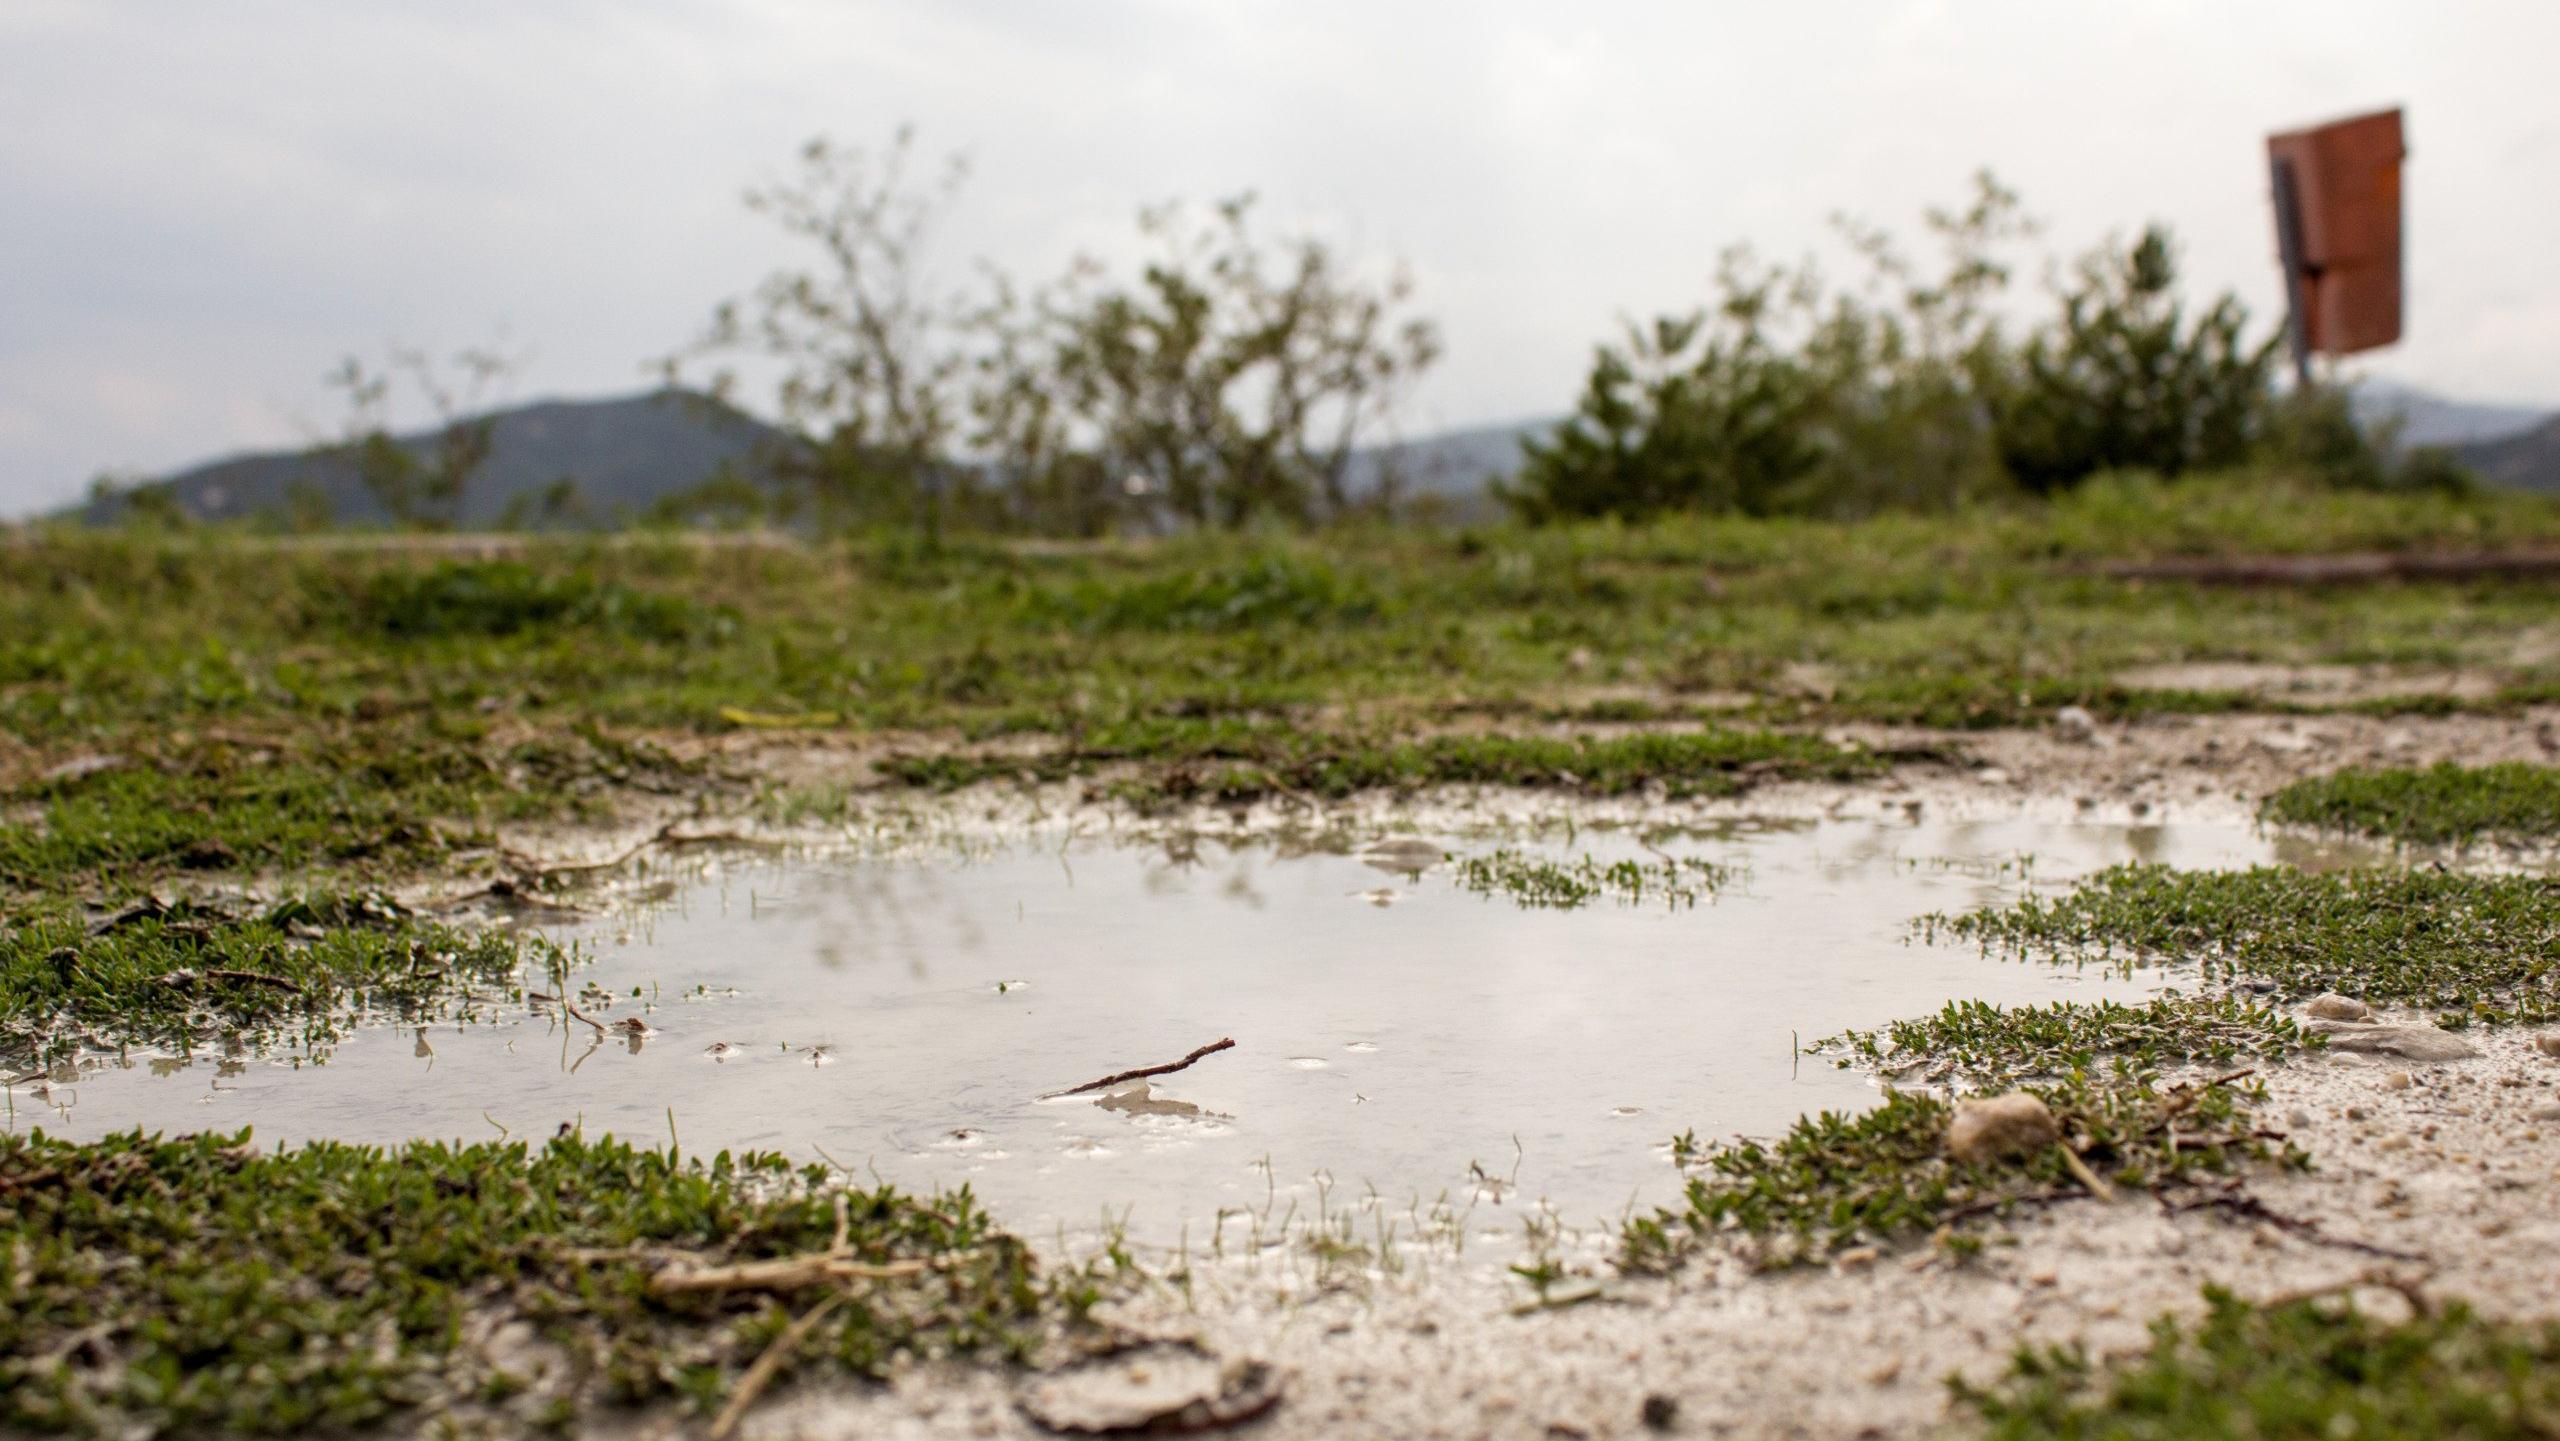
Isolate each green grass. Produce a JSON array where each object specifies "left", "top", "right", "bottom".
[
  {"left": 1, "top": 894, "right": 555, "bottom": 1069},
  {"left": 0, "top": 1129, "right": 1066, "bottom": 1438},
  {"left": 1959, "top": 1286, "right": 2560, "bottom": 1439},
  {"left": 1449, "top": 848, "right": 1735, "bottom": 909},
  {"left": 9, "top": 478, "right": 2560, "bottom": 889},
  {"left": 0, "top": 726, "right": 700, "bottom": 897},
  {"left": 878, "top": 721, "right": 1879, "bottom": 806},
  {"left": 1820, "top": 995, "right": 2314, "bottom": 1087},
  {"left": 1624, "top": 1067, "right": 2293, "bottom": 1271},
  {"left": 2263, "top": 761, "right": 2560, "bottom": 847},
  {"left": 1932, "top": 864, "right": 2560, "bottom": 1028}
]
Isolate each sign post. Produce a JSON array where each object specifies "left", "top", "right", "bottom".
[{"left": 2265, "top": 108, "right": 2407, "bottom": 375}]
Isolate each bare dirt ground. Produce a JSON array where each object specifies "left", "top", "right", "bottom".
[
  {"left": 530, "top": 704, "right": 2560, "bottom": 1441},
  {"left": 748, "top": 1031, "right": 2560, "bottom": 1441}
]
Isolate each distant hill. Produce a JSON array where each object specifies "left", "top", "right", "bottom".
[
  {"left": 80, "top": 390, "right": 792, "bottom": 528},
  {"left": 75, "top": 378, "right": 2560, "bottom": 527},
  {"left": 2350, "top": 379, "right": 2548, "bottom": 449},
  {"left": 1349, "top": 417, "right": 1555, "bottom": 519},
  {"left": 2457, "top": 416, "right": 2560, "bottom": 494}
]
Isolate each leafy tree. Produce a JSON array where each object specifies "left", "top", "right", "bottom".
[
  {"left": 1988, "top": 226, "right": 2276, "bottom": 493},
  {"left": 320, "top": 343, "right": 513, "bottom": 529},
  {"left": 988, "top": 195, "right": 1441, "bottom": 530},
  {"left": 1509, "top": 174, "right": 2029, "bottom": 521},
  {"left": 678, "top": 129, "right": 977, "bottom": 535}
]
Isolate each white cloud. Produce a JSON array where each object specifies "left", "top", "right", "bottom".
[{"left": 5, "top": 0, "right": 2557, "bottom": 514}]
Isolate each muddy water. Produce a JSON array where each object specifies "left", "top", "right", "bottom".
[{"left": 12, "top": 815, "right": 2366, "bottom": 1248}]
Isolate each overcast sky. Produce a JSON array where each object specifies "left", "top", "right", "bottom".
[{"left": 5, "top": 1, "right": 2556, "bottom": 516}]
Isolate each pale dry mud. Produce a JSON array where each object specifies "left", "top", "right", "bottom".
[
  {"left": 561, "top": 709, "right": 2560, "bottom": 1441},
  {"left": 723, "top": 1027, "right": 2560, "bottom": 1441},
  {"left": 27, "top": 708, "right": 2552, "bottom": 1440}
]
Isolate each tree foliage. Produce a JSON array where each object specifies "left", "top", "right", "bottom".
[
  {"left": 682, "top": 133, "right": 1439, "bottom": 536},
  {"left": 1508, "top": 177, "right": 2446, "bottom": 523},
  {"left": 320, "top": 343, "right": 515, "bottom": 530},
  {"left": 1989, "top": 226, "right": 2275, "bottom": 493}
]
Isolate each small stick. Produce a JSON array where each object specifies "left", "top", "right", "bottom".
[
  {"left": 648, "top": 1253, "right": 932, "bottom": 1294},
  {"left": 710, "top": 1290, "right": 844, "bottom": 1441},
  {"left": 2056, "top": 1145, "right": 2117, "bottom": 1203},
  {"left": 532, "top": 990, "right": 608, "bottom": 1037},
  {"left": 558, "top": 994, "right": 608, "bottom": 1037},
  {"left": 1041, "top": 1037, "right": 1236, "bottom": 1100}
]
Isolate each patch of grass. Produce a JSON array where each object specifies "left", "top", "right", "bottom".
[
  {"left": 0, "top": 893, "right": 551, "bottom": 1069},
  {"left": 1029, "top": 550, "right": 1382, "bottom": 632},
  {"left": 0, "top": 729, "right": 696, "bottom": 896},
  {"left": 1625, "top": 1068, "right": 2292, "bottom": 1271},
  {"left": 2263, "top": 761, "right": 2560, "bottom": 847},
  {"left": 1958, "top": 1286, "right": 2560, "bottom": 1439},
  {"left": 0, "top": 1129, "right": 1064, "bottom": 1437},
  {"left": 882, "top": 723, "right": 1880, "bottom": 806},
  {"left": 1449, "top": 849, "right": 1735, "bottom": 909},
  {"left": 1822, "top": 995, "right": 2315, "bottom": 1086},
  {"left": 337, "top": 559, "right": 724, "bottom": 642},
  {"left": 1931, "top": 864, "right": 2560, "bottom": 1028}
]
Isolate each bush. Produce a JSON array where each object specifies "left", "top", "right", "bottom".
[{"left": 1508, "top": 182, "right": 2431, "bottom": 523}]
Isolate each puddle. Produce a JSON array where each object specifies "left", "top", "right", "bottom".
[{"left": 10, "top": 814, "right": 2376, "bottom": 1250}]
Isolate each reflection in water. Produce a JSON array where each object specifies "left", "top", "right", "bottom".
[{"left": 9, "top": 812, "right": 2381, "bottom": 1247}]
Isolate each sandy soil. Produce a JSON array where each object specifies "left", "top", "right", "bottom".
[{"left": 738, "top": 1030, "right": 2560, "bottom": 1441}]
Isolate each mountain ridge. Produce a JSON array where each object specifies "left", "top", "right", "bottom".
[{"left": 64, "top": 380, "right": 2560, "bottom": 528}]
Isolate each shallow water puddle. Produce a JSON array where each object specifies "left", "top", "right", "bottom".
[{"left": 13, "top": 814, "right": 2364, "bottom": 1246}]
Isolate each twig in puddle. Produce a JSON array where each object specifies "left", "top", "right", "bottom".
[
  {"left": 529, "top": 988, "right": 609, "bottom": 1038},
  {"left": 710, "top": 1290, "right": 844, "bottom": 1441},
  {"left": 1041, "top": 1037, "right": 1236, "bottom": 1100}
]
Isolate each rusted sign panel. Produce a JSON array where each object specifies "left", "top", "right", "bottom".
[{"left": 2266, "top": 108, "right": 2405, "bottom": 357}]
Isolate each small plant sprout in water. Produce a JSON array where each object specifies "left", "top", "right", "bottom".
[{"left": 1451, "top": 849, "right": 1736, "bottom": 910}]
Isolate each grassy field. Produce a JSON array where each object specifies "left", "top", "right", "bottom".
[
  {"left": 8, "top": 473, "right": 2560, "bottom": 898},
  {"left": 11, "top": 477, "right": 2560, "bottom": 1434}
]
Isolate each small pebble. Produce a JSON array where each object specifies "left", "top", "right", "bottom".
[
  {"left": 1641, "top": 1395, "right": 1679, "bottom": 1432},
  {"left": 2534, "top": 1033, "right": 2560, "bottom": 1059},
  {"left": 2530, "top": 1102, "right": 2560, "bottom": 1122},
  {"left": 2285, "top": 1108, "right": 2313, "bottom": 1128},
  {"left": 2382, "top": 1071, "right": 2413, "bottom": 1091}
]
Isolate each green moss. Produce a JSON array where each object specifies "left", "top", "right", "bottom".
[
  {"left": 1959, "top": 1287, "right": 2560, "bottom": 1439},
  {"left": 0, "top": 1130, "right": 1061, "bottom": 1437},
  {"left": 1, "top": 894, "right": 551, "bottom": 1069},
  {"left": 2262, "top": 761, "right": 2560, "bottom": 847},
  {"left": 1450, "top": 849, "right": 1735, "bottom": 909},
  {"left": 1932, "top": 864, "right": 2560, "bottom": 1027},
  {"left": 1625, "top": 1068, "right": 2293, "bottom": 1271},
  {"left": 1822, "top": 995, "right": 2314, "bottom": 1087}
]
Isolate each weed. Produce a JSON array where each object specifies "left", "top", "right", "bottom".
[
  {"left": 1957, "top": 1286, "right": 2560, "bottom": 1439},
  {"left": 1450, "top": 849, "right": 1735, "bottom": 909},
  {"left": 1932, "top": 864, "right": 2560, "bottom": 1027},
  {"left": 0, "top": 1130, "right": 1057, "bottom": 1436},
  {"left": 1821, "top": 995, "right": 2313, "bottom": 1086},
  {"left": 1626, "top": 1068, "right": 2293, "bottom": 1271},
  {"left": 2262, "top": 761, "right": 2560, "bottom": 847},
  {"left": 0, "top": 893, "right": 551, "bottom": 1068}
]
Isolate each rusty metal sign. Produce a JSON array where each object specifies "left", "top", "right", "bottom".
[{"left": 2267, "top": 107, "right": 2406, "bottom": 376}]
